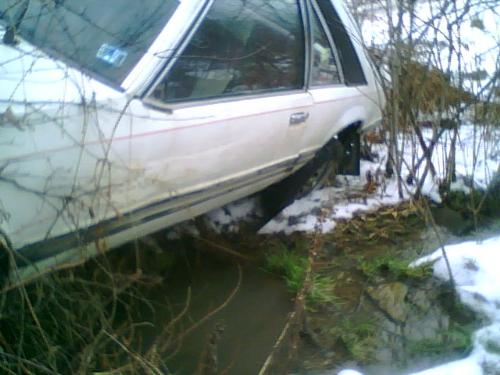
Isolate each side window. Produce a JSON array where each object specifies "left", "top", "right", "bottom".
[
  {"left": 310, "top": 6, "right": 341, "bottom": 86},
  {"left": 315, "top": 0, "right": 367, "bottom": 85},
  {"left": 151, "top": 0, "right": 305, "bottom": 103}
]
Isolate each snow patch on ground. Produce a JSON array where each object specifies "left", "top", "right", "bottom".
[
  {"left": 337, "top": 370, "right": 364, "bottom": 375},
  {"left": 259, "top": 155, "right": 406, "bottom": 234},
  {"left": 166, "top": 196, "right": 262, "bottom": 238},
  {"left": 200, "top": 125, "right": 498, "bottom": 236},
  {"left": 260, "top": 125, "right": 498, "bottom": 235},
  {"left": 407, "top": 236, "right": 500, "bottom": 375},
  {"left": 413, "top": 236, "right": 500, "bottom": 322},
  {"left": 340, "top": 235, "right": 500, "bottom": 375},
  {"left": 205, "top": 197, "right": 261, "bottom": 232}
]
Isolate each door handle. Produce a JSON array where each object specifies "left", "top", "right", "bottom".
[{"left": 289, "top": 112, "right": 309, "bottom": 126}]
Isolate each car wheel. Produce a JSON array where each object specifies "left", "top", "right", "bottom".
[
  {"left": 259, "top": 124, "right": 361, "bottom": 223},
  {"left": 259, "top": 138, "right": 343, "bottom": 222},
  {"left": 294, "top": 141, "right": 341, "bottom": 198}
]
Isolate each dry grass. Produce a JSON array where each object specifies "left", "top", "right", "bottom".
[{"left": 0, "top": 230, "right": 249, "bottom": 375}]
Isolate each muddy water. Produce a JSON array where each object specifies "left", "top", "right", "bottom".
[
  {"left": 157, "top": 253, "right": 293, "bottom": 374},
  {"left": 149, "top": 211, "right": 500, "bottom": 375}
]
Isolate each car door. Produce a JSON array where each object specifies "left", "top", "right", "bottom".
[{"left": 122, "top": 0, "right": 314, "bottom": 217}]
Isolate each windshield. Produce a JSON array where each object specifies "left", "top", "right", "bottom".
[{"left": 0, "top": 0, "right": 179, "bottom": 86}]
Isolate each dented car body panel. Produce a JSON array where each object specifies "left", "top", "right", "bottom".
[{"left": 0, "top": 0, "right": 384, "bottom": 282}]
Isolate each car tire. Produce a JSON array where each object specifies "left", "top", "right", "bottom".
[
  {"left": 259, "top": 124, "right": 360, "bottom": 223},
  {"left": 259, "top": 138, "right": 342, "bottom": 222}
]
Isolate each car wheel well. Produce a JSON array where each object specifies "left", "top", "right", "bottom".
[{"left": 335, "top": 121, "right": 362, "bottom": 176}]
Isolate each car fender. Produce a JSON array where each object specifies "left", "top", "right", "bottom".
[{"left": 326, "top": 104, "right": 366, "bottom": 142}]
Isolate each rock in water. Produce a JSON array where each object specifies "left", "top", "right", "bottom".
[{"left": 366, "top": 282, "right": 408, "bottom": 322}]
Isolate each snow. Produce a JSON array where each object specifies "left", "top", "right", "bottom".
[
  {"left": 339, "top": 235, "right": 500, "bottom": 375},
  {"left": 259, "top": 157, "right": 407, "bottom": 234},
  {"left": 165, "top": 196, "right": 262, "bottom": 237},
  {"left": 257, "top": 125, "right": 498, "bottom": 235},
  {"left": 201, "top": 124, "right": 498, "bottom": 236},
  {"left": 205, "top": 197, "right": 261, "bottom": 232},
  {"left": 413, "top": 236, "right": 500, "bottom": 322},
  {"left": 407, "top": 236, "right": 500, "bottom": 375},
  {"left": 406, "top": 356, "right": 483, "bottom": 375},
  {"left": 360, "top": 1, "right": 499, "bottom": 79},
  {"left": 405, "top": 323, "right": 500, "bottom": 375},
  {"left": 337, "top": 370, "right": 364, "bottom": 375}
]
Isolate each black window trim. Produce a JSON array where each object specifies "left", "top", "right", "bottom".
[
  {"left": 142, "top": 0, "right": 214, "bottom": 102},
  {"left": 143, "top": 0, "right": 310, "bottom": 110},
  {"left": 300, "top": 0, "right": 312, "bottom": 90},
  {"left": 306, "top": 0, "right": 346, "bottom": 88},
  {"left": 315, "top": 0, "right": 367, "bottom": 86},
  {"left": 143, "top": 88, "right": 310, "bottom": 113}
]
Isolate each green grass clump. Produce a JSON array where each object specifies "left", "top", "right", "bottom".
[
  {"left": 264, "top": 242, "right": 340, "bottom": 306},
  {"left": 408, "top": 325, "right": 473, "bottom": 358},
  {"left": 330, "top": 319, "right": 377, "bottom": 362},
  {"left": 359, "top": 255, "right": 433, "bottom": 280},
  {"left": 264, "top": 245, "right": 308, "bottom": 292},
  {"left": 307, "top": 275, "right": 340, "bottom": 306}
]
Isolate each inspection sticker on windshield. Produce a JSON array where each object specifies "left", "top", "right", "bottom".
[{"left": 96, "top": 44, "right": 128, "bottom": 67}]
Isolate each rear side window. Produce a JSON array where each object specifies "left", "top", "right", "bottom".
[
  {"left": 151, "top": 0, "right": 305, "bottom": 103},
  {"left": 310, "top": 5, "right": 341, "bottom": 86},
  {"left": 315, "top": 0, "right": 367, "bottom": 85}
]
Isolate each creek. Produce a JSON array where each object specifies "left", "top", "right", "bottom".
[{"left": 141, "top": 202, "right": 500, "bottom": 375}]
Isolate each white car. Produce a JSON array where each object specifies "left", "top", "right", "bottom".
[{"left": 0, "top": 0, "right": 384, "bottom": 283}]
